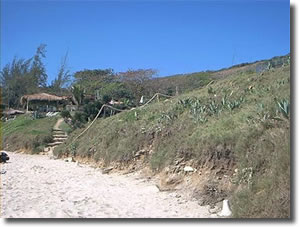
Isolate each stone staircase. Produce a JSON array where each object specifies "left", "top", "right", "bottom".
[
  {"left": 43, "top": 119, "right": 68, "bottom": 157},
  {"left": 47, "top": 129, "right": 68, "bottom": 148}
]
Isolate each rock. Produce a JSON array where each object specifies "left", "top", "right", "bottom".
[
  {"left": 165, "top": 174, "right": 183, "bottom": 185},
  {"left": 0, "top": 151, "right": 10, "bottom": 163},
  {"left": 175, "top": 167, "right": 181, "bottom": 173},
  {"left": 157, "top": 174, "right": 183, "bottom": 191},
  {"left": 209, "top": 206, "right": 221, "bottom": 214},
  {"left": 135, "top": 149, "right": 146, "bottom": 157},
  {"left": 102, "top": 167, "right": 113, "bottom": 174},
  {"left": 175, "top": 158, "right": 184, "bottom": 165},
  {"left": 183, "top": 166, "right": 194, "bottom": 172},
  {"left": 218, "top": 199, "right": 232, "bottom": 217},
  {"left": 44, "top": 147, "right": 50, "bottom": 152},
  {"left": 64, "top": 157, "right": 75, "bottom": 162},
  {"left": 75, "top": 161, "right": 81, "bottom": 167},
  {"left": 163, "top": 166, "right": 170, "bottom": 173}
]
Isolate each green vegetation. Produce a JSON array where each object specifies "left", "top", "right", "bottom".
[
  {"left": 58, "top": 118, "right": 73, "bottom": 134},
  {"left": 1, "top": 51, "right": 290, "bottom": 218},
  {"left": 1, "top": 114, "right": 58, "bottom": 153},
  {"left": 145, "top": 71, "right": 212, "bottom": 96},
  {"left": 54, "top": 64, "right": 290, "bottom": 218}
]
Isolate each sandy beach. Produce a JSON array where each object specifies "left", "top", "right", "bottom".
[{"left": 1, "top": 152, "right": 216, "bottom": 218}]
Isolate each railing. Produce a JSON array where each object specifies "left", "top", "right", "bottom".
[{"left": 69, "top": 93, "right": 173, "bottom": 146}]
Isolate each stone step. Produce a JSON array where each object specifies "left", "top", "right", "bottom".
[
  {"left": 53, "top": 137, "right": 68, "bottom": 142},
  {"left": 53, "top": 134, "right": 68, "bottom": 138},
  {"left": 52, "top": 130, "right": 65, "bottom": 134},
  {"left": 53, "top": 128, "right": 64, "bottom": 131},
  {"left": 47, "top": 141, "right": 64, "bottom": 147}
]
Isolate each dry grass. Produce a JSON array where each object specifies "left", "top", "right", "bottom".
[{"left": 54, "top": 65, "right": 290, "bottom": 218}]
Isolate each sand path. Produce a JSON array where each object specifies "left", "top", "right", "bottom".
[
  {"left": 1, "top": 152, "right": 216, "bottom": 218},
  {"left": 53, "top": 118, "right": 64, "bottom": 130}
]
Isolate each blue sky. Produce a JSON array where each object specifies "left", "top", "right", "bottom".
[{"left": 1, "top": 0, "right": 290, "bottom": 84}]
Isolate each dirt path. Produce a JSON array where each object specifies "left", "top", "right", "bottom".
[
  {"left": 53, "top": 118, "right": 64, "bottom": 130},
  {"left": 1, "top": 152, "right": 216, "bottom": 218}
]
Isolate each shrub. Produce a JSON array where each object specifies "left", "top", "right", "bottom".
[
  {"left": 102, "top": 94, "right": 112, "bottom": 104},
  {"left": 42, "top": 135, "right": 53, "bottom": 144},
  {"left": 61, "top": 110, "right": 71, "bottom": 119},
  {"left": 32, "top": 146, "right": 43, "bottom": 154}
]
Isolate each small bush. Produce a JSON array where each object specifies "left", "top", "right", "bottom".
[
  {"left": 61, "top": 110, "right": 71, "bottom": 119},
  {"left": 32, "top": 135, "right": 42, "bottom": 148},
  {"left": 32, "top": 146, "right": 44, "bottom": 154},
  {"left": 42, "top": 135, "right": 53, "bottom": 144}
]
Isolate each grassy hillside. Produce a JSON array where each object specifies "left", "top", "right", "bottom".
[
  {"left": 146, "top": 54, "right": 290, "bottom": 96},
  {"left": 1, "top": 114, "right": 58, "bottom": 153},
  {"left": 146, "top": 71, "right": 212, "bottom": 95},
  {"left": 55, "top": 64, "right": 290, "bottom": 218}
]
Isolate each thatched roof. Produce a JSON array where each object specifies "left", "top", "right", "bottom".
[
  {"left": 20, "top": 93, "right": 68, "bottom": 105},
  {"left": 3, "top": 108, "right": 25, "bottom": 116}
]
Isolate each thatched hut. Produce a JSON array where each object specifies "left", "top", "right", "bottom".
[{"left": 20, "top": 93, "right": 75, "bottom": 112}]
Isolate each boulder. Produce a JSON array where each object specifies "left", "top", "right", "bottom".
[{"left": 183, "top": 166, "right": 194, "bottom": 172}]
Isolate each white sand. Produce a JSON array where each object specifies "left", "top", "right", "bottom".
[{"left": 1, "top": 152, "right": 216, "bottom": 218}]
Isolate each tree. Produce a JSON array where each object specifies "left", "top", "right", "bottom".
[
  {"left": 30, "top": 44, "right": 48, "bottom": 88},
  {"left": 73, "top": 69, "right": 115, "bottom": 94},
  {"left": 50, "top": 52, "right": 72, "bottom": 94},
  {"left": 0, "top": 44, "right": 49, "bottom": 109},
  {"left": 117, "top": 69, "right": 157, "bottom": 102},
  {"left": 71, "top": 84, "right": 84, "bottom": 106},
  {"left": 100, "top": 82, "right": 133, "bottom": 101},
  {"left": 0, "top": 57, "right": 32, "bottom": 108}
]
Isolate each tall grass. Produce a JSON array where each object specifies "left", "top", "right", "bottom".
[
  {"left": 2, "top": 114, "right": 58, "bottom": 152},
  {"left": 54, "top": 66, "right": 290, "bottom": 218}
]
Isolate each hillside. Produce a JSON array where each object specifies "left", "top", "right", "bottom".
[
  {"left": 54, "top": 64, "right": 290, "bottom": 218},
  {"left": 1, "top": 115, "right": 58, "bottom": 153},
  {"left": 145, "top": 54, "right": 290, "bottom": 95}
]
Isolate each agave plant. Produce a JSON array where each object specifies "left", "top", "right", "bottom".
[
  {"left": 277, "top": 99, "right": 290, "bottom": 119},
  {"left": 221, "top": 96, "right": 227, "bottom": 106},
  {"left": 208, "top": 100, "right": 219, "bottom": 114},
  {"left": 178, "top": 98, "right": 195, "bottom": 108},
  {"left": 208, "top": 86, "right": 215, "bottom": 95},
  {"left": 226, "top": 97, "right": 244, "bottom": 111}
]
